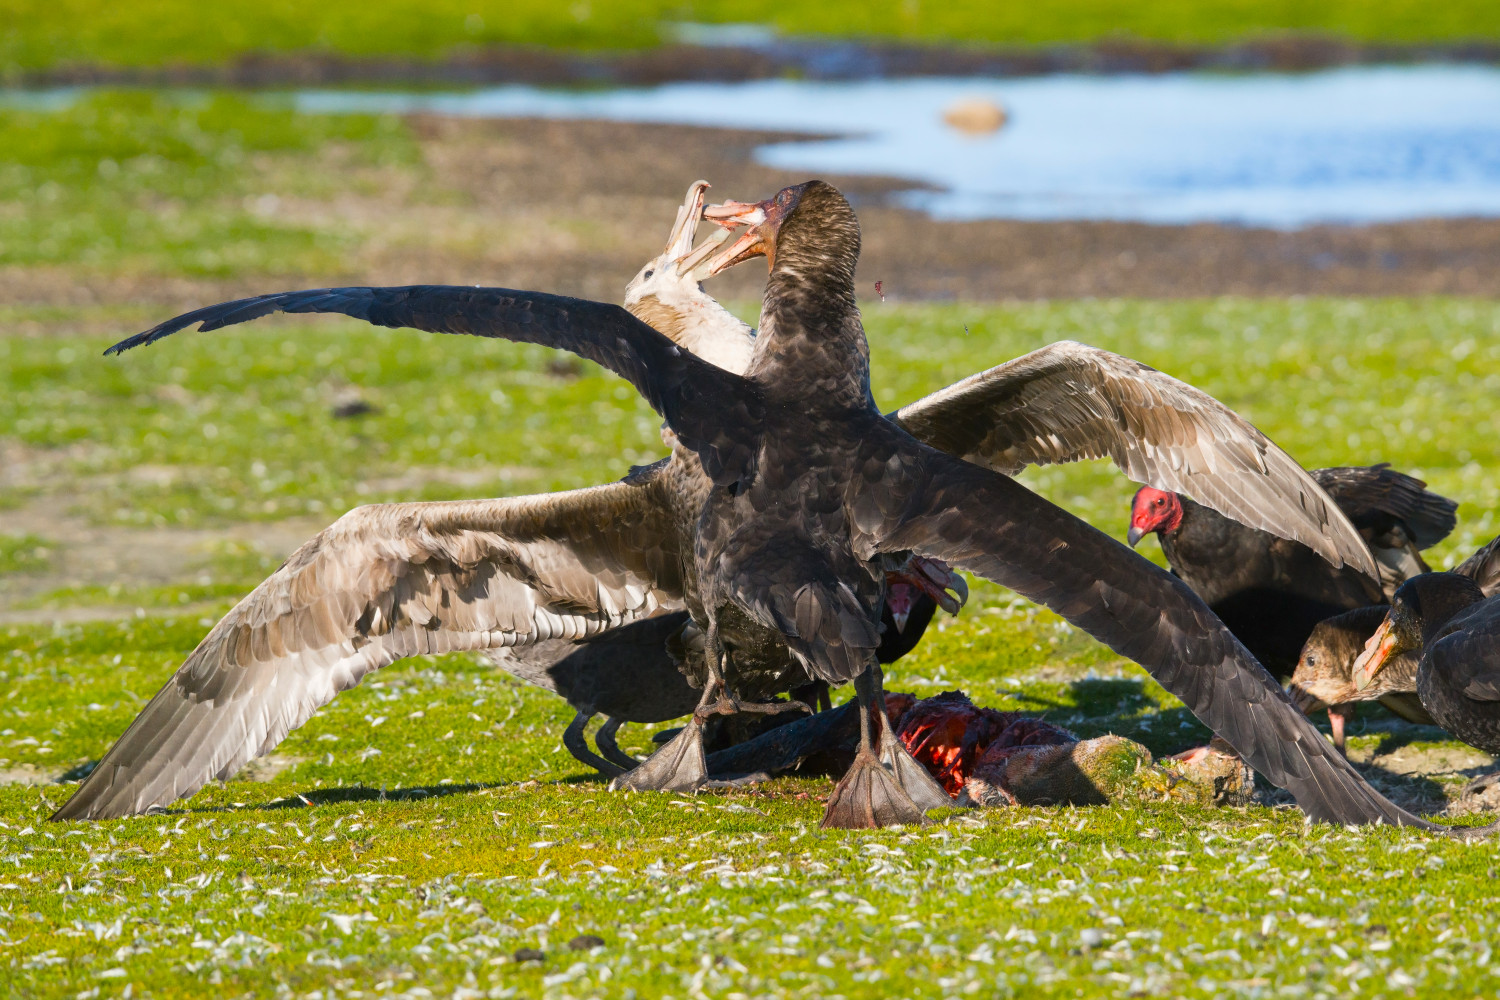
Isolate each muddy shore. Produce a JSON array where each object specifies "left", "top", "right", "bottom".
[
  {"left": 6, "top": 115, "right": 1500, "bottom": 313},
  {"left": 15, "top": 36, "right": 1500, "bottom": 88}
]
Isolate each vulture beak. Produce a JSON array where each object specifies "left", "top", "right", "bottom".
[
  {"left": 1351, "top": 618, "right": 1399, "bottom": 691},
  {"left": 1126, "top": 525, "right": 1146, "bottom": 548},
  {"left": 886, "top": 583, "right": 914, "bottom": 634},
  {"left": 703, "top": 193, "right": 793, "bottom": 275}
]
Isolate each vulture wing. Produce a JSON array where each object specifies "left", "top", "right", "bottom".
[
  {"left": 857, "top": 440, "right": 1473, "bottom": 831},
  {"left": 891, "top": 340, "right": 1377, "bottom": 577},
  {"left": 108, "top": 286, "right": 763, "bottom": 486},
  {"left": 1312, "top": 464, "right": 1458, "bottom": 551},
  {"left": 53, "top": 474, "right": 686, "bottom": 821}
]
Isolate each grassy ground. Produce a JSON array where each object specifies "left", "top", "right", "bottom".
[
  {"left": 5, "top": 297, "right": 1500, "bottom": 547},
  {"left": 0, "top": 92, "right": 420, "bottom": 279},
  {"left": 5, "top": 73, "right": 1500, "bottom": 1000},
  {"left": 3, "top": 295, "right": 1500, "bottom": 997},
  {"left": 4, "top": 0, "right": 1499, "bottom": 75}
]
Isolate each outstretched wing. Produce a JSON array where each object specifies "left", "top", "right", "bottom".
[
  {"left": 108, "top": 286, "right": 762, "bottom": 485},
  {"left": 891, "top": 340, "right": 1376, "bottom": 577},
  {"left": 853, "top": 439, "right": 1447, "bottom": 830},
  {"left": 1313, "top": 464, "right": 1458, "bottom": 551},
  {"left": 53, "top": 473, "right": 686, "bottom": 821}
]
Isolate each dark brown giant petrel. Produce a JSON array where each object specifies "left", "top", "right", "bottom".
[
  {"left": 64, "top": 180, "right": 1464, "bottom": 832},
  {"left": 1353, "top": 535, "right": 1500, "bottom": 764}
]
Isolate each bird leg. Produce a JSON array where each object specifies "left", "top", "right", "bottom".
[
  {"left": 608, "top": 621, "right": 728, "bottom": 794},
  {"left": 821, "top": 665, "right": 945, "bottom": 829},
  {"left": 1327, "top": 704, "right": 1355, "bottom": 754},
  {"left": 868, "top": 664, "right": 954, "bottom": 811},
  {"left": 563, "top": 711, "right": 625, "bottom": 779},
  {"left": 594, "top": 716, "right": 642, "bottom": 772}
]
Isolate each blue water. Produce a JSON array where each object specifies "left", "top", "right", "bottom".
[{"left": 291, "top": 66, "right": 1500, "bottom": 228}]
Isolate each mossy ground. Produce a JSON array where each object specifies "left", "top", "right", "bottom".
[{"left": 4, "top": 81, "right": 1500, "bottom": 1000}]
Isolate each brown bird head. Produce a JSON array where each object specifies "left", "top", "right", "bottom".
[
  {"left": 1352, "top": 572, "right": 1484, "bottom": 690},
  {"left": 1286, "top": 606, "right": 1389, "bottom": 712},
  {"left": 1127, "top": 485, "right": 1184, "bottom": 547},
  {"left": 704, "top": 181, "right": 860, "bottom": 289}
]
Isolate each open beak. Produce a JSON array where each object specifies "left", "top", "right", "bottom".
[
  {"left": 674, "top": 227, "right": 733, "bottom": 280},
  {"left": 1351, "top": 619, "right": 1399, "bottom": 691},
  {"left": 1126, "top": 525, "right": 1146, "bottom": 547},
  {"left": 703, "top": 197, "right": 779, "bottom": 275},
  {"left": 904, "top": 555, "right": 968, "bottom": 615},
  {"left": 664, "top": 180, "right": 711, "bottom": 259}
]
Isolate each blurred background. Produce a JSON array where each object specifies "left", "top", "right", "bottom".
[{"left": 3, "top": 2, "right": 1500, "bottom": 624}]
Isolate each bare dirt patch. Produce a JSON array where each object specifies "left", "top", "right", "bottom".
[
  {"left": 1345, "top": 730, "right": 1498, "bottom": 814},
  {"left": 0, "top": 496, "right": 323, "bottom": 623}
]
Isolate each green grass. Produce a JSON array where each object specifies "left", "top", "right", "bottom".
[
  {"left": 5, "top": 0, "right": 1499, "bottom": 75},
  {"left": 0, "top": 535, "right": 54, "bottom": 575},
  {"left": 0, "top": 603, "right": 1496, "bottom": 998},
  {"left": 5, "top": 297, "right": 1500, "bottom": 560},
  {"left": 3, "top": 292, "right": 1500, "bottom": 994},
  {"left": 0, "top": 91, "right": 419, "bottom": 277}
]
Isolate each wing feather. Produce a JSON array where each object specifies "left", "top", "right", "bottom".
[
  {"left": 891, "top": 340, "right": 1376, "bottom": 577},
  {"left": 1456, "top": 535, "right": 1500, "bottom": 598},
  {"left": 107, "top": 285, "right": 762, "bottom": 486},
  {"left": 1430, "top": 608, "right": 1500, "bottom": 703},
  {"left": 860, "top": 441, "right": 1448, "bottom": 830},
  {"left": 53, "top": 475, "right": 685, "bottom": 821}
]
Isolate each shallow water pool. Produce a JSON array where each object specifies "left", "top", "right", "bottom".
[{"left": 292, "top": 66, "right": 1500, "bottom": 228}]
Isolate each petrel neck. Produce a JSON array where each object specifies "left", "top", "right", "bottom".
[{"left": 748, "top": 261, "right": 871, "bottom": 406}]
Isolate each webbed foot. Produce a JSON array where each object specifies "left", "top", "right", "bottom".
[
  {"left": 879, "top": 731, "right": 954, "bottom": 812},
  {"left": 820, "top": 750, "right": 929, "bottom": 829},
  {"left": 608, "top": 717, "right": 706, "bottom": 794}
]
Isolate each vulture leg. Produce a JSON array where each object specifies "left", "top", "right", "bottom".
[
  {"left": 595, "top": 717, "right": 641, "bottom": 772},
  {"left": 563, "top": 711, "right": 625, "bottom": 778},
  {"left": 1327, "top": 704, "right": 1355, "bottom": 755},
  {"left": 609, "top": 622, "right": 728, "bottom": 794},
  {"left": 820, "top": 666, "right": 932, "bottom": 829}
]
